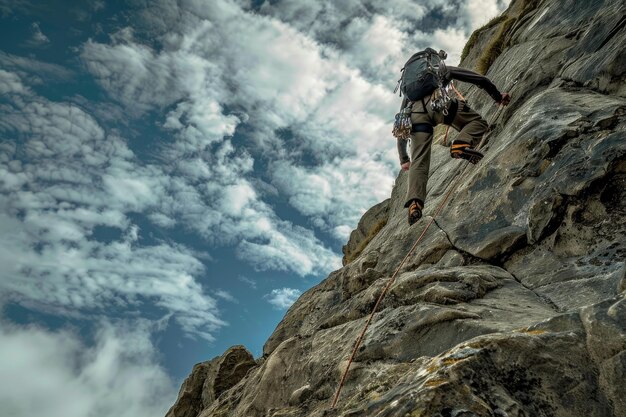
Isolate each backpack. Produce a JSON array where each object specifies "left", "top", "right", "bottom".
[{"left": 394, "top": 48, "right": 449, "bottom": 102}]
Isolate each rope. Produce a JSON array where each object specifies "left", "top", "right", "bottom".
[
  {"left": 330, "top": 101, "right": 505, "bottom": 410},
  {"left": 450, "top": 81, "right": 466, "bottom": 102}
]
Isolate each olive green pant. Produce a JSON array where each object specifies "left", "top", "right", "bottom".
[{"left": 405, "top": 98, "right": 488, "bottom": 208}]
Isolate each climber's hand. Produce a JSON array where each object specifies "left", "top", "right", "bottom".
[
  {"left": 498, "top": 92, "right": 511, "bottom": 106},
  {"left": 401, "top": 162, "right": 410, "bottom": 171}
]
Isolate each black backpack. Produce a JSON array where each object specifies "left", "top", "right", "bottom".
[{"left": 394, "top": 48, "right": 449, "bottom": 101}]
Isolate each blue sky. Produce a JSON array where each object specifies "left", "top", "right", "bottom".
[{"left": 0, "top": 1, "right": 508, "bottom": 416}]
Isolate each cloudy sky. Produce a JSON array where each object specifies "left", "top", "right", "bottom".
[{"left": 0, "top": 0, "right": 509, "bottom": 415}]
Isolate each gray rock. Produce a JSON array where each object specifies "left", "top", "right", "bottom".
[
  {"left": 165, "top": 362, "right": 211, "bottom": 417},
  {"left": 526, "top": 193, "right": 564, "bottom": 244},
  {"left": 581, "top": 296, "right": 626, "bottom": 415},
  {"left": 359, "top": 328, "right": 613, "bottom": 417},
  {"left": 288, "top": 385, "right": 312, "bottom": 406},
  {"left": 342, "top": 199, "right": 390, "bottom": 265},
  {"left": 165, "top": 346, "right": 256, "bottom": 417},
  {"left": 436, "top": 250, "right": 466, "bottom": 268},
  {"left": 201, "top": 346, "right": 257, "bottom": 408}
]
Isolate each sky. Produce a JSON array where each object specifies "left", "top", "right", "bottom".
[{"left": 0, "top": 0, "right": 509, "bottom": 416}]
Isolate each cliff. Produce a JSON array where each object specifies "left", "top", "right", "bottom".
[{"left": 166, "top": 0, "right": 626, "bottom": 415}]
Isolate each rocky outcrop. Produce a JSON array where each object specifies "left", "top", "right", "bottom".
[
  {"left": 168, "top": 0, "right": 626, "bottom": 415},
  {"left": 343, "top": 298, "right": 625, "bottom": 417},
  {"left": 342, "top": 198, "right": 390, "bottom": 265},
  {"left": 165, "top": 346, "right": 256, "bottom": 417}
]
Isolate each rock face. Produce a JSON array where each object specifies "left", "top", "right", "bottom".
[
  {"left": 165, "top": 346, "right": 256, "bottom": 417},
  {"left": 168, "top": 0, "right": 626, "bottom": 416},
  {"left": 342, "top": 199, "right": 390, "bottom": 266}
]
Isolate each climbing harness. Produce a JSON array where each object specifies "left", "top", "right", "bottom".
[
  {"left": 394, "top": 79, "right": 464, "bottom": 142},
  {"left": 429, "top": 83, "right": 452, "bottom": 114},
  {"left": 330, "top": 90, "right": 514, "bottom": 409}
]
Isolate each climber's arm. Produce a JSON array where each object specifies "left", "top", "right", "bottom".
[
  {"left": 397, "top": 96, "right": 411, "bottom": 167},
  {"left": 448, "top": 66, "right": 503, "bottom": 103},
  {"left": 397, "top": 137, "right": 410, "bottom": 167}
]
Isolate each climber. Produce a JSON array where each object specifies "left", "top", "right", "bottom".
[{"left": 393, "top": 48, "right": 511, "bottom": 226}]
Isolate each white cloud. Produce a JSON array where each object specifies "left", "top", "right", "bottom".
[
  {"left": 343, "top": 15, "right": 408, "bottom": 79},
  {"left": 154, "top": 141, "right": 341, "bottom": 275},
  {"left": 334, "top": 224, "right": 354, "bottom": 241},
  {"left": 148, "top": 212, "right": 177, "bottom": 228},
  {"left": 432, "top": 27, "right": 470, "bottom": 66},
  {"left": 271, "top": 157, "right": 394, "bottom": 239},
  {"left": 0, "top": 51, "right": 74, "bottom": 83},
  {"left": 266, "top": 288, "right": 302, "bottom": 309},
  {"left": 80, "top": 10, "right": 344, "bottom": 275},
  {"left": 461, "top": 0, "right": 510, "bottom": 30},
  {"left": 0, "top": 73, "right": 225, "bottom": 341},
  {"left": 0, "top": 69, "right": 28, "bottom": 95},
  {"left": 80, "top": 40, "right": 180, "bottom": 114},
  {"left": 0, "top": 320, "right": 176, "bottom": 417},
  {"left": 238, "top": 275, "right": 257, "bottom": 289},
  {"left": 75, "top": 0, "right": 511, "bottom": 259},
  {"left": 238, "top": 219, "right": 341, "bottom": 275},
  {"left": 27, "top": 22, "right": 50, "bottom": 46},
  {"left": 215, "top": 289, "right": 237, "bottom": 303},
  {"left": 49, "top": 0, "right": 510, "bottom": 282},
  {"left": 0, "top": 208, "right": 226, "bottom": 341},
  {"left": 257, "top": 0, "right": 438, "bottom": 40},
  {"left": 255, "top": 0, "right": 511, "bottom": 76},
  {"left": 1, "top": 62, "right": 342, "bottom": 352},
  {"left": 219, "top": 182, "right": 257, "bottom": 216},
  {"left": 79, "top": 0, "right": 400, "bottom": 239}
]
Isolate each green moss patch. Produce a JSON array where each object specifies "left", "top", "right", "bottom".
[
  {"left": 460, "top": 14, "right": 508, "bottom": 63},
  {"left": 475, "top": 16, "right": 517, "bottom": 74}
]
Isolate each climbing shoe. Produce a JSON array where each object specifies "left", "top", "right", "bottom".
[
  {"left": 408, "top": 200, "right": 423, "bottom": 225},
  {"left": 450, "top": 140, "right": 483, "bottom": 164}
]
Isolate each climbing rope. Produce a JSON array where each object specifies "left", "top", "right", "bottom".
[{"left": 330, "top": 96, "right": 508, "bottom": 410}]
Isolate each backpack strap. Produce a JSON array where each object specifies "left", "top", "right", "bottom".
[
  {"left": 450, "top": 81, "right": 466, "bottom": 101},
  {"left": 393, "top": 75, "right": 403, "bottom": 95}
]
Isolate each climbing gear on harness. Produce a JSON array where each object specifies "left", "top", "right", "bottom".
[
  {"left": 408, "top": 200, "right": 422, "bottom": 225},
  {"left": 394, "top": 48, "right": 449, "bottom": 103},
  {"left": 450, "top": 81, "right": 466, "bottom": 102},
  {"left": 442, "top": 97, "right": 459, "bottom": 123},
  {"left": 430, "top": 84, "right": 453, "bottom": 115},
  {"left": 392, "top": 105, "right": 413, "bottom": 140},
  {"left": 450, "top": 140, "right": 484, "bottom": 164}
]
